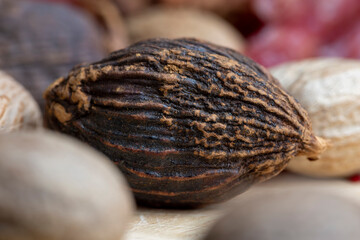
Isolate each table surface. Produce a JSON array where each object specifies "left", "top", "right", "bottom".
[{"left": 123, "top": 172, "right": 360, "bottom": 240}]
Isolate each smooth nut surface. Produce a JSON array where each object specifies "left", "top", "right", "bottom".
[
  {"left": 271, "top": 58, "right": 360, "bottom": 177},
  {"left": 0, "top": 71, "right": 41, "bottom": 133},
  {"left": 0, "top": 130, "right": 134, "bottom": 240},
  {"left": 44, "top": 38, "right": 326, "bottom": 208},
  {"left": 205, "top": 189, "right": 360, "bottom": 240}
]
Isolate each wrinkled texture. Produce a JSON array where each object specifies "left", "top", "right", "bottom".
[
  {"left": 0, "top": 130, "right": 134, "bottom": 240},
  {"left": 0, "top": 0, "right": 105, "bottom": 110},
  {"left": 271, "top": 58, "right": 360, "bottom": 177},
  {"left": 44, "top": 38, "right": 326, "bottom": 207},
  {"left": 0, "top": 71, "right": 42, "bottom": 133}
]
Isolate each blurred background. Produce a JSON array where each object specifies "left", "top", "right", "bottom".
[
  {"left": 1, "top": 0, "right": 360, "bottom": 108},
  {"left": 15, "top": 0, "right": 360, "bottom": 64}
]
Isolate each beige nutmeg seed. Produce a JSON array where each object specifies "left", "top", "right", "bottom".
[
  {"left": 0, "top": 130, "right": 134, "bottom": 240},
  {"left": 204, "top": 188, "right": 360, "bottom": 240},
  {"left": 126, "top": 7, "right": 245, "bottom": 52},
  {"left": 271, "top": 58, "right": 360, "bottom": 177},
  {"left": 0, "top": 71, "right": 42, "bottom": 133}
]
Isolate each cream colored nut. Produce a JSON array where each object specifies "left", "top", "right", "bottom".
[
  {"left": 205, "top": 188, "right": 360, "bottom": 240},
  {"left": 126, "top": 7, "right": 245, "bottom": 52},
  {"left": 0, "top": 130, "right": 134, "bottom": 240},
  {"left": 0, "top": 71, "right": 42, "bottom": 132},
  {"left": 271, "top": 58, "right": 360, "bottom": 177}
]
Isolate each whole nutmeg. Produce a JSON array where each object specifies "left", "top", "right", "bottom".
[
  {"left": 271, "top": 58, "right": 360, "bottom": 177},
  {"left": 126, "top": 7, "right": 245, "bottom": 52},
  {"left": 0, "top": 71, "right": 41, "bottom": 133},
  {"left": 0, "top": 0, "right": 106, "bottom": 110},
  {"left": 0, "top": 130, "right": 134, "bottom": 240},
  {"left": 204, "top": 189, "right": 360, "bottom": 240},
  {"left": 44, "top": 38, "right": 326, "bottom": 208}
]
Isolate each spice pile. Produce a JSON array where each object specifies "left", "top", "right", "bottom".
[{"left": 1, "top": 0, "right": 360, "bottom": 239}]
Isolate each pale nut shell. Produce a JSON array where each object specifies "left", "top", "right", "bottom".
[
  {"left": 0, "top": 71, "right": 42, "bottom": 133},
  {"left": 126, "top": 7, "right": 245, "bottom": 52},
  {"left": 271, "top": 58, "right": 360, "bottom": 177},
  {"left": 205, "top": 187, "right": 360, "bottom": 240},
  {"left": 0, "top": 130, "right": 134, "bottom": 240}
]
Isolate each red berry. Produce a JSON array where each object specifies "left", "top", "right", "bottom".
[
  {"left": 319, "top": 21, "right": 360, "bottom": 58},
  {"left": 245, "top": 24, "right": 319, "bottom": 67},
  {"left": 251, "top": 0, "right": 310, "bottom": 24},
  {"left": 349, "top": 174, "right": 360, "bottom": 182},
  {"left": 251, "top": 0, "right": 360, "bottom": 41}
]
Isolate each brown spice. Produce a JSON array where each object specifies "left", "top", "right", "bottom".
[{"left": 44, "top": 38, "right": 327, "bottom": 208}]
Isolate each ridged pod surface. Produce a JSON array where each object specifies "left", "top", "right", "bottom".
[{"left": 44, "top": 38, "right": 326, "bottom": 207}]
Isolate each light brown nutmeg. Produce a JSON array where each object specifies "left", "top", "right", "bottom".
[
  {"left": 0, "top": 130, "right": 134, "bottom": 240},
  {"left": 0, "top": 71, "right": 42, "bottom": 133},
  {"left": 158, "top": 0, "right": 249, "bottom": 15},
  {"left": 271, "top": 58, "right": 360, "bottom": 177},
  {"left": 126, "top": 7, "right": 245, "bottom": 52}
]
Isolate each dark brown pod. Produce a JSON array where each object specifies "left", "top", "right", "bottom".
[
  {"left": 44, "top": 38, "right": 327, "bottom": 208},
  {"left": 0, "top": 0, "right": 106, "bottom": 110}
]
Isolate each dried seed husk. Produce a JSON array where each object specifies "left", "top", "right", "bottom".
[
  {"left": 271, "top": 58, "right": 360, "bottom": 177},
  {"left": 0, "top": 71, "right": 42, "bottom": 132},
  {"left": 0, "top": 130, "right": 134, "bottom": 240},
  {"left": 0, "top": 0, "right": 106, "bottom": 110},
  {"left": 44, "top": 38, "right": 326, "bottom": 207}
]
